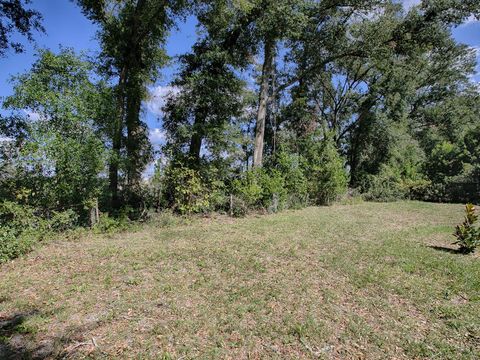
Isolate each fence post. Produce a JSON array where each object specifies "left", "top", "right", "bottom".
[{"left": 89, "top": 198, "right": 100, "bottom": 228}]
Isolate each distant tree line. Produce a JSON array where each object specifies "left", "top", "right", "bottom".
[{"left": 1, "top": 0, "right": 479, "bottom": 238}]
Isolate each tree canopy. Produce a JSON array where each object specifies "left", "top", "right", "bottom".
[{"left": 1, "top": 0, "right": 479, "bottom": 222}]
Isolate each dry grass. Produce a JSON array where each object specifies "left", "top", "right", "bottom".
[{"left": 0, "top": 201, "right": 479, "bottom": 359}]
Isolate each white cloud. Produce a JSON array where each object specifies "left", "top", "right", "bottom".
[
  {"left": 0, "top": 136, "right": 13, "bottom": 142},
  {"left": 468, "top": 45, "right": 480, "bottom": 58},
  {"left": 401, "top": 0, "right": 421, "bottom": 10},
  {"left": 142, "top": 162, "right": 156, "bottom": 181},
  {"left": 149, "top": 127, "right": 166, "bottom": 144},
  {"left": 23, "top": 109, "right": 41, "bottom": 121},
  {"left": 145, "top": 85, "right": 180, "bottom": 116},
  {"left": 461, "top": 15, "right": 480, "bottom": 27}
]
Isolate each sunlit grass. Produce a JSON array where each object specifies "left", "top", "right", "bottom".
[{"left": 0, "top": 201, "right": 478, "bottom": 359}]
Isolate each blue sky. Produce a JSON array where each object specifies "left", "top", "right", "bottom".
[
  {"left": 0, "top": 0, "right": 479, "bottom": 147},
  {"left": 0, "top": 0, "right": 198, "bottom": 145}
]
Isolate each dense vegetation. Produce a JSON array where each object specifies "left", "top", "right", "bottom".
[{"left": 1, "top": 0, "right": 480, "bottom": 260}]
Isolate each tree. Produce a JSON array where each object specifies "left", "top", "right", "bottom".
[
  {"left": 198, "top": 0, "right": 310, "bottom": 167},
  {"left": 162, "top": 40, "right": 244, "bottom": 169},
  {"left": 76, "top": 0, "right": 187, "bottom": 210},
  {"left": 0, "top": 0, "right": 44, "bottom": 57},
  {"left": 1, "top": 49, "right": 106, "bottom": 218}
]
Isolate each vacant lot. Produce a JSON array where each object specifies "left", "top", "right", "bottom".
[{"left": 0, "top": 201, "right": 479, "bottom": 359}]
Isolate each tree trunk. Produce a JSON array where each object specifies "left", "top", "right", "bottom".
[
  {"left": 189, "top": 125, "right": 203, "bottom": 166},
  {"left": 253, "top": 38, "right": 275, "bottom": 168},
  {"left": 109, "top": 67, "right": 127, "bottom": 210},
  {"left": 125, "top": 84, "right": 142, "bottom": 188}
]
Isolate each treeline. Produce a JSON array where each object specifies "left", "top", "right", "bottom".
[{"left": 1, "top": 0, "right": 480, "bottom": 257}]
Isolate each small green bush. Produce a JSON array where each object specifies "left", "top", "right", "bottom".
[
  {"left": 0, "top": 227, "right": 36, "bottom": 263},
  {"left": 0, "top": 202, "right": 46, "bottom": 262},
  {"left": 307, "top": 137, "right": 348, "bottom": 205},
  {"left": 50, "top": 209, "right": 78, "bottom": 231},
  {"left": 274, "top": 151, "right": 309, "bottom": 205},
  {"left": 453, "top": 204, "right": 480, "bottom": 254},
  {"left": 260, "top": 169, "right": 287, "bottom": 212},
  {"left": 232, "top": 168, "right": 290, "bottom": 212},
  {"left": 0, "top": 201, "right": 80, "bottom": 262},
  {"left": 167, "top": 166, "right": 212, "bottom": 215},
  {"left": 362, "top": 170, "right": 406, "bottom": 202},
  {"left": 93, "top": 213, "right": 131, "bottom": 234},
  {"left": 229, "top": 195, "right": 249, "bottom": 217},
  {"left": 232, "top": 169, "right": 264, "bottom": 208}
]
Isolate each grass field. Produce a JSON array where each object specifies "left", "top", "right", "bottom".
[{"left": 0, "top": 201, "right": 479, "bottom": 359}]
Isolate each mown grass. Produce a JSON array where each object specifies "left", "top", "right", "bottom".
[{"left": 0, "top": 201, "right": 479, "bottom": 359}]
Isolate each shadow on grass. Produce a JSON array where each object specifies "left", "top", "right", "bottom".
[
  {"left": 0, "top": 310, "right": 49, "bottom": 360},
  {"left": 427, "top": 245, "right": 465, "bottom": 255},
  {"left": 0, "top": 310, "right": 100, "bottom": 359}
]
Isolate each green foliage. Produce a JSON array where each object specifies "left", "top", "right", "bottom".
[
  {"left": 260, "top": 169, "right": 288, "bottom": 212},
  {"left": 0, "top": 0, "right": 44, "bottom": 57},
  {"left": 0, "top": 0, "right": 479, "bottom": 262},
  {"left": 230, "top": 151, "right": 311, "bottom": 213},
  {"left": 274, "top": 151, "right": 309, "bottom": 205},
  {"left": 0, "top": 226, "right": 33, "bottom": 263},
  {"left": 76, "top": 0, "right": 187, "bottom": 205},
  {"left": 93, "top": 214, "right": 130, "bottom": 234},
  {"left": 231, "top": 167, "right": 288, "bottom": 212},
  {"left": 1, "top": 48, "right": 107, "bottom": 222},
  {"left": 0, "top": 201, "right": 78, "bottom": 262},
  {"left": 359, "top": 124, "right": 428, "bottom": 202},
  {"left": 229, "top": 195, "right": 249, "bottom": 218},
  {"left": 453, "top": 204, "right": 480, "bottom": 254},
  {"left": 0, "top": 201, "right": 38, "bottom": 262},
  {"left": 304, "top": 135, "right": 348, "bottom": 205},
  {"left": 162, "top": 40, "right": 245, "bottom": 167},
  {"left": 427, "top": 141, "right": 465, "bottom": 182},
  {"left": 49, "top": 209, "right": 78, "bottom": 232},
  {"left": 166, "top": 165, "right": 214, "bottom": 215},
  {"left": 232, "top": 169, "right": 264, "bottom": 208}
]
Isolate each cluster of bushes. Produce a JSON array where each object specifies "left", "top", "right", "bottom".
[
  {"left": 150, "top": 136, "right": 349, "bottom": 217},
  {"left": 356, "top": 131, "right": 480, "bottom": 204},
  {"left": 0, "top": 199, "right": 136, "bottom": 263},
  {"left": 0, "top": 201, "right": 78, "bottom": 262}
]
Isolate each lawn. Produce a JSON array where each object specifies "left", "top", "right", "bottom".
[{"left": 0, "top": 201, "right": 479, "bottom": 359}]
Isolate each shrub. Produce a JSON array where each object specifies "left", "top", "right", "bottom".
[
  {"left": 0, "top": 201, "right": 79, "bottom": 262},
  {"left": 232, "top": 168, "right": 289, "bottom": 212},
  {"left": 274, "top": 151, "right": 309, "bottom": 205},
  {"left": 260, "top": 169, "right": 287, "bottom": 212},
  {"left": 307, "top": 137, "right": 348, "bottom": 205},
  {"left": 232, "top": 169, "right": 264, "bottom": 208},
  {"left": 361, "top": 165, "right": 429, "bottom": 202},
  {"left": 361, "top": 166, "right": 406, "bottom": 202},
  {"left": 0, "top": 201, "right": 41, "bottom": 262},
  {"left": 93, "top": 214, "right": 130, "bottom": 234},
  {"left": 229, "top": 195, "right": 249, "bottom": 217},
  {"left": 453, "top": 204, "right": 480, "bottom": 254},
  {"left": 0, "top": 227, "right": 36, "bottom": 263},
  {"left": 166, "top": 166, "right": 213, "bottom": 215},
  {"left": 50, "top": 209, "right": 78, "bottom": 231}
]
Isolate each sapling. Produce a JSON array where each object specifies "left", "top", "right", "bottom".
[{"left": 453, "top": 204, "right": 480, "bottom": 253}]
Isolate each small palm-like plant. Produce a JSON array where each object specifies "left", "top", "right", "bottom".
[{"left": 453, "top": 204, "right": 480, "bottom": 254}]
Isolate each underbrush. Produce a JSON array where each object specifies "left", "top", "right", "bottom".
[
  {"left": 0, "top": 201, "right": 138, "bottom": 263},
  {"left": 0, "top": 201, "right": 78, "bottom": 262}
]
